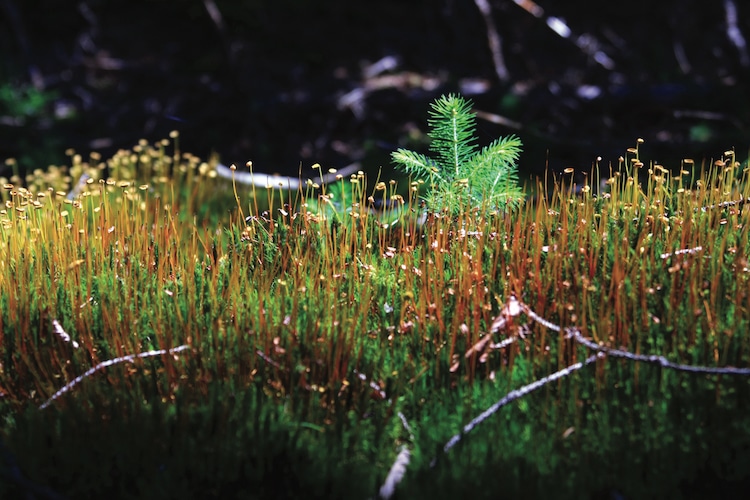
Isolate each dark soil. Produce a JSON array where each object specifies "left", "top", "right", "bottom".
[{"left": 1, "top": 0, "right": 749, "bottom": 179}]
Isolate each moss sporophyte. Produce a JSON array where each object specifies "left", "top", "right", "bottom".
[{"left": 2, "top": 99, "right": 750, "bottom": 498}]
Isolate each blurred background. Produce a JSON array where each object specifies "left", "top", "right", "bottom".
[{"left": 1, "top": 0, "right": 749, "bottom": 181}]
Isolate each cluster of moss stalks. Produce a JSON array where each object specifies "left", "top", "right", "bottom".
[{"left": 1, "top": 135, "right": 750, "bottom": 499}]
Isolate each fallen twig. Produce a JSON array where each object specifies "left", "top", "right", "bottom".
[
  {"left": 38, "top": 345, "right": 191, "bottom": 410},
  {"left": 214, "top": 162, "right": 361, "bottom": 190}
]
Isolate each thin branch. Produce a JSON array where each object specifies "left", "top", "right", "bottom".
[
  {"left": 697, "top": 195, "right": 747, "bottom": 213},
  {"left": 52, "top": 319, "right": 80, "bottom": 348},
  {"left": 255, "top": 349, "right": 284, "bottom": 370},
  {"left": 377, "top": 411, "right": 415, "bottom": 499},
  {"left": 565, "top": 327, "right": 750, "bottom": 375},
  {"left": 518, "top": 298, "right": 750, "bottom": 376},
  {"left": 510, "top": 0, "right": 615, "bottom": 70},
  {"left": 379, "top": 446, "right": 411, "bottom": 499},
  {"left": 473, "top": 0, "right": 510, "bottom": 82},
  {"left": 434, "top": 353, "right": 601, "bottom": 465},
  {"left": 39, "top": 345, "right": 191, "bottom": 410},
  {"left": 724, "top": 0, "right": 750, "bottom": 67},
  {"left": 214, "top": 162, "right": 361, "bottom": 190},
  {"left": 202, "top": 0, "right": 227, "bottom": 35},
  {"left": 673, "top": 40, "right": 692, "bottom": 74},
  {"left": 432, "top": 295, "right": 750, "bottom": 469},
  {"left": 474, "top": 109, "right": 522, "bottom": 130}
]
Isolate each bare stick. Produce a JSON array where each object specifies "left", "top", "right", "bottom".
[
  {"left": 38, "top": 345, "right": 191, "bottom": 410},
  {"left": 435, "top": 353, "right": 601, "bottom": 464},
  {"left": 473, "top": 0, "right": 510, "bottom": 82},
  {"left": 433, "top": 296, "right": 750, "bottom": 468},
  {"left": 378, "top": 412, "right": 415, "bottom": 499},
  {"left": 724, "top": 0, "right": 750, "bottom": 67},
  {"left": 518, "top": 299, "right": 750, "bottom": 376},
  {"left": 214, "top": 162, "right": 361, "bottom": 190}
]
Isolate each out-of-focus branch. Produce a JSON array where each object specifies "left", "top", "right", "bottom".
[
  {"left": 511, "top": 0, "right": 616, "bottom": 70},
  {"left": 473, "top": 0, "right": 510, "bottom": 82},
  {"left": 203, "top": 0, "right": 227, "bottom": 35},
  {"left": 724, "top": 0, "right": 750, "bottom": 67}
]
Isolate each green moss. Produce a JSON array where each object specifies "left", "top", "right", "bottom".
[{"left": 1, "top": 125, "right": 750, "bottom": 497}]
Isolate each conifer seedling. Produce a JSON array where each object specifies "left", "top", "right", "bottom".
[{"left": 391, "top": 93, "right": 524, "bottom": 214}]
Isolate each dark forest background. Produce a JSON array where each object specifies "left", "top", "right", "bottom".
[{"left": 1, "top": 0, "right": 749, "bottom": 180}]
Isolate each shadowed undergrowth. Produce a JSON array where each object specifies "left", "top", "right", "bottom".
[{"left": 1, "top": 134, "right": 750, "bottom": 498}]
